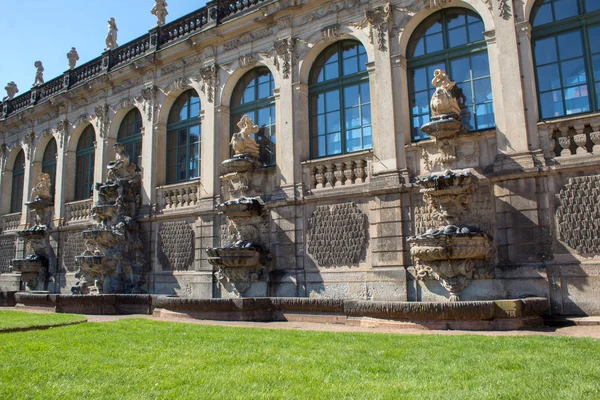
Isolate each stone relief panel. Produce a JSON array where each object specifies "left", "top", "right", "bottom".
[
  {"left": 556, "top": 175, "right": 600, "bottom": 254},
  {"left": 61, "top": 231, "right": 86, "bottom": 273},
  {"left": 158, "top": 221, "right": 195, "bottom": 271},
  {"left": 307, "top": 202, "right": 368, "bottom": 267},
  {"left": 0, "top": 237, "right": 16, "bottom": 273}
]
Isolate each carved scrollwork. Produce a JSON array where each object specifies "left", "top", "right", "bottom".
[
  {"left": 354, "top": 2, "right": 391, "bottom": 52},
  {"left": 200, "top": 64, "right": 218, "bottom": 103}
]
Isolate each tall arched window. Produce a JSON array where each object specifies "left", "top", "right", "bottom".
[
  {"left": 10, "top": 150, "right": 25, "bottom": 213},
  {"left": 167, "top": 90, "right": 201, "bottom": 183},
  {"left": 117, "top": 108, "right": 143, "bottom": 166},
  {"left": 408, "top": 8, "right": 493, "bottom": 141},
  {"left": 532, "top": 0, "right": 600, "bottom": 119},
  {"left": 309, "top": 40, "right": 371, "bottom": 158},
  {"left": 231, "top": 67, "right": 276, "bottom": 166},
  {"left": 42, "top": 138, "right": 57, "bottom": 200},
  {"left": 75, "top": 126, "right": 95, "bottom": 201}
]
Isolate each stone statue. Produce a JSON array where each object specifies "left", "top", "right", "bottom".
[
  {"left": 4, "top": 82, "right": 18, "bottom": 100},
  {"left": 30, "top": 173, "right": 52, "bottom": 202},
  {"left": 151, "top": 0, "right": 169, "bottom": 26},
  {"left": 230, "top": 115, "right": 260, "bottom": 159},
  {"left": 430, "top": 69, "right": 461, "bottom": 119},
  {"left": 33, "top": 61, "right": 44, "bottom": 87},
  {"left": 105, "top": 18, "right": 119, "bottom": 51},
  {"left": 107, "top": 142, "right": 138, "bottom": 181},
  {"left": 67, "top": 47, "right": 80, "bottom": 69}
]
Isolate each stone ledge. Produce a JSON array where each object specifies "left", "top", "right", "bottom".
[{"left": 0, "top": 291, "right": 16, "bottom": 306}]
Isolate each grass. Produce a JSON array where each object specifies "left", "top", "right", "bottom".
[
  {"left": 0, "top": 310, "right": 86, "bottom": 332},
  {"left": 0, "top": 318, "right": 599, "bottom": 399}
]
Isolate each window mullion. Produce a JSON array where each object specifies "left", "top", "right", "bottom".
[{"left": 582, "top": 23, "right": 598, "bottom": 111}]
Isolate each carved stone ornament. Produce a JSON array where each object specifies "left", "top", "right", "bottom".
[
  {"left": 354, "top": 2, "right": 391, "bottom": 51},
  {"left": 93, "top": 105, "right": 109, "bottom": 138},
  {"left": 499, "top": 0, "right": 511, "bottom": 20},
  {"left": 423, "top": 0, "right": 449, "bottom": 9},
  {"left": 238, "top": 54, "right": 256, "bottom": 69},
  {"left": 67, "top": 47, "right": 80, "bottom": 69},
  {"left": 4, "top": 81, "right": 18, "bottom": 100},
  {"left": 230, "top": 115, "right": 260, "bottom": 158},
  {"left": 56, "top": 119, "right": 68, "bottom": 148},
  {"left": 105, "top": 18, "right": 118, "bottom": 51},
  {"left": 200, "top": 64, "right": 218, "bottom": 103},
  {"left": 151, "top": 0, "right": 169, "bottom": 26},
  {"left": 322, "top": 24, "right": 341, "bottom": 42},
  {"left": 135, "top": 85, "right": 157, "bottom": 121},
  {"left": 261, "top": 38, "right": 296, "bottom": 80},
  {"left": 33, "top": 61, "right": 44, "bottom": 87}
]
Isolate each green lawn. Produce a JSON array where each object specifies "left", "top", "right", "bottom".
[
  {"left": 0, "top": 310, "right": 86, "bottom": 331},
  {"left": 0, "top": 319, "right": 598, "bottom": 399}
]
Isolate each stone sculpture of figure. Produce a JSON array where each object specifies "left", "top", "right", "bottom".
[
  {"left": 151, "top": 0, "right": 169, "bottom": 26},
  {"left": 430, "top": 69, "right": 461, "bottom": 119},
  {"left": 107, "top": 142, "right": 138, "bottom": 181},
  {"left": 33, "top": 61, "right": 44, "bottom": 87},
  {"left": 4, "top": 82, "right": 18, "bottom": 100},
  {"left": 230, "top": 115, "right": 260, "bottom": 158},
  {"left": 105, "top": 18, "right": 119, "bottom": 51},
  {"left": 30, "top": 173, "right": 52, "bottom": 202},
  {"left": 67, "top": 47, "right": 80, "bottom": 69}
]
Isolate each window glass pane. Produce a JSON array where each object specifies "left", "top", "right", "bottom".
[
  {"left": 362, "top": 127, "right": 372, "bottom": 149},
  {"left": 450, "top": 57, "right": 471, "bottom": 83},
  {"left": 411, "top": 68, "right": 427, "bottom": 92},
  {"left": 317, "top": 115, "right": 325, "bottom": 135},
  {"left": 345, "top": 107, "right": 360, "bottom": 130},
  {"left": 412, "top": 37, "right": 425, "bottom": 57},
  {"left": 425, "top": 18, "right": 442, "bottom": 34},
  {"left": 324, "top": 62, "right": 339, "bottom": 81},
  {"left": 178, "top": 129, "right": 188, "bottom": 147},
  {"left": 317, "top": 136, "right": 326, "bottom": 157},
  {"left": 343, "top": 85, "right": 359, "bottom": 108},
  {"left": 467, "top": 20, "right": 484, "bottom": 42},
  {"left": 358, "top": 52, "right": 368, "bottom": 72},
  {"left": 189, "top": 125, "right": 200, "bottom": 144},
  {"left": 564, "top": 85, "right": 590, "bottom": 114},
  {"left": 343, "top": 56, "right": 358, "bottom": 76},
  {"left": 475, "top": 103, "right": 495, "bottom": 129},
  {"left": 561, "top": 58, "right": 587, "bottom": 86},
  {"left": 361, "top": 104, "right": 371, "bottom": 126},
  {"left": 346, "top": 129, "right": 361, "bottom": 152},
  {"left": 558, "top": 31, "right": 583, "bottom": 60},
  {"left": 535, "top": 37, "right": 558, "bottom": 65},
  {"left": 533, "top": 3, "right": 553, "bottom": 26},
  {"left": 325, "top": 90, "right": 340, "bottom": 111},
  {"left": 326, "top": 133, "right": 341, "bottom": 155},
  {"left": 537, "top": 64, "right": 562, "bottom": 91},
  {"left": 589, "top": 25, "right": 600, "bottom": 54},
  {"left": 587, "top": 0, "right": 600, "bottom": 12},
  {"left": 553, "top": 0, "right": 579, "bottom": 21},
  {"left": 448, "top": 27, "right": 468, "bottom": 48},
  {"left": 258, "top": 107, "right": 272, "bottom": 127},
  {"left": 360, "top": 82, "right": 371, "bottom": 104},
  {"left": 471, "top": 53, "right": 490, "bottom": 79},
  {"left": 326, "top": 111, "right": 340, "bottom": 133},
  {"left": 189, "top": 97, "right": 200, "bottom": 119},
  {"left": 425, "top": 33, "right": 443, "bottom": 54},
  {"left": 474, "top": 79, "right": 493, "bottom": 103},
  {"left": 593, "top": 54, "right": 600, "bottom": 82},
  {"left": 540, "top": 90, "right": 564, "bottom": 118},
  {"left": 446, "top": 11, "right": 466, "bottom": 29},
  {"left": 413, "top": 91, "right": 430, "bottom": 115}
]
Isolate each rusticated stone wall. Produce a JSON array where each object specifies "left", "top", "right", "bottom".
[
  {"left": 157, "top": 221, "right": 195, "bottom": 271},
  {"left": 556, "top": 175, "right": 600, "bottom": 254},
  {"left": 307, "top": 202, "right": 367, "bottom": 267},
  {"left": 0, "top": 237, "right": 15, "bottom": 273},
  {"left": 61, "top": 231, "right": 86, "bottom": 272}
]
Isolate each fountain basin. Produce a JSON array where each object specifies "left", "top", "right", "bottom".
[
  {"left": 216, "top": 197, "right": 262, "bottom": 218},
  {"left": 220, "top": 156, "right": 261, "bottom": 175},
  {"left": 408, "top": 232, "right": 492, "bottom": 262},
  {"left": 16, "top": 227, "right": 47, "bottom": 240},
  {"left": 76, "top": 255, "right": 117, "bottom": 276},
  {"left": 10, "top": 258, "right": 45, "bottom": 274},
  {"left": 207, "top": 247, "right": 263, "bottom": 268},
  {"left": 82, "top": 228, "right": 121, "bottom": 246},
  {"left": 421, "top": 118, "right": 465, "bottom": 140},
  {"left": 25, "top": 198, "right": 53, "bottom": 210}
]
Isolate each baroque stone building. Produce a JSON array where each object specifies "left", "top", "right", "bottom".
[{"left": 1, "top": 0, "right": 599, "bottom": 316}]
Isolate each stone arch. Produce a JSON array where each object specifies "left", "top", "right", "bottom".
[
  {"left": 4, "top": 145, "right": 24, "bottom": 173},
  {"left": 33, "top": 133, "right": 58, "bottom": 164},
  {"left": 2, "top": 146, "right": 26, "bottom": 215},
  {"left": 523, "top": 0, "right": 540, "bottom": 22},
  {"left": 107, "top": 103, "right": 145, "bottom": 141},
  {"left": 398, "top": 0, "right": 494, "bottom": 58},
  {"left": 67, "top": 121, "right": 95, "bottom": 153},
  {"left": 219, "top": 61, "right": 280, "bottom": 108},
  {"left": 298, "top": 28, "right": 373, "bottom": 85}
]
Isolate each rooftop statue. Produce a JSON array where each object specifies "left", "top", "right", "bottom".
[
  {"left": 151, "top": 0, "right": 169, "bottom": 26},
  {"left": 230, "top": 115, "right": 260, "bottom": 159},
  {"left": 4, "top": 81, "right": 18, "bottom": 100},
  {"left": 33, "top": 61, "right": 44, "bottom": 87},
  {"left": 105, "top": 18, "right": 119, "bottom": 51},
  {"left": 67, "top": 47, "right": 80, "bottom": 69},
  {"left": 430, "top": 69, "right": 461, "bottom": 119}
]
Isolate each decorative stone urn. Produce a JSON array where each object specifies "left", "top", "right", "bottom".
[
  {"left": 409, "top": 71, "right": 495, "bottom": 301},
  {"left": 72, "top": 143, "right": 147, "bottom": 295},
  {"left": 207, "top": 115, "right": 271, "bottom": 297},
  {"left": 10, "top": 173, "right": 54, "bottom": 292}
]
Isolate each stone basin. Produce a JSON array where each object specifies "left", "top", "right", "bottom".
[
  {"left": 76, "top": 255, "right": 117, "bottom": 276},
  {"left": 408, "top": 231, "right": 492, "bottom": 262},
  {"left": 16, "top": 227, "right": 46, "bottom": 240},
  {"left": 206, "top": 247, "right": 262, "bottom": 268},
  {"left": 220, "top": 156, "right": 261, "bottom": 175},
  {"left": 25, "top": 198, "right": 53, "bottom": 210},
  {"left": 82, "top": 228, "right": 121, "bottom": 247},
  {"left": 216, "top": 197, "right": 262, "bottom": 218},
  {"left": 420, "top": 118, "right": 465, "bottom": 140},
  {"left": 10, "top": 258, "right": 45, "bottom": 274},
  {"left": 92, "top": 204, "right": 118, "bottom": 220}
]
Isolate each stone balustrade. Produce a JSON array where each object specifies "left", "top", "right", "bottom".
[
  {"left": 1, "top": 212, "right": 21, "bottom": 232},
  {"left": 302, "top": 151, "right": 372, "bottom": 193},
  {"left": 64, "top": 199, "right": 93, "bottom": 224},
  {"left": 157, "top": 181, "right": 201, "bottom": 211},
  {"left": 540, "top": 113, "right": 600, "bottom": 158}
]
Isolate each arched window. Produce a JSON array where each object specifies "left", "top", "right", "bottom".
[
  {"left": 42, "top": 138, "right": 57, "bottom": 200},
  {"left": 117, "top": 108, "right": 143, "bottom": 166},
  {"left": 10, "top": 150, "right": 25, "bottom": 213},
  {"left": 231, "top": 67, "right": 276, "bottom": 166},
  {"left": 309, "top": 40, "right": 371, "bottom": 158},
  {"left": 532, "top": 0, "right": 600, "bottom": 119},
  {"left": 167, "top": 90, "right": 201, "bottom": 183},
  {"left": 407, "top": 8, "right": 493, "bottom": 140},
  {"left": 74, "top": 126, "right": 95, "bottom": 201}
]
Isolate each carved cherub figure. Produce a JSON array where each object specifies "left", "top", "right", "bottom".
[
  {"left": 107, "top": 142, "right": 137, "bottom": 180},
  {"left": 30, "top": 173, "right": 52, "bottom": 201},
  {"left": 4, "top": 81, "right": 18, "bottom": 100},
  {"left": 105, "top": 18, "right": 119, "bottom": 50},
  {"left": 230, "top": 115, "right": 260, "bottom": 158},
  {"left": 33, "top": 61, "right": 44, "bottom": 86},
  {"left": 430, "top": 69, "right": 461, "bottom": 119},
  {"left": 67, "top": 47, "right": 80, "bottom": 69},
  {"left": 151, "top": 0, "right": 169, "bottom": 26}
]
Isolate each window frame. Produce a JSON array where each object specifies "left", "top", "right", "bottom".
[
  {"left": 41, "top": 138, "right": 57, "bottom": 201},
  {"left": 10, "top": 150, "right": 25, "bottom": 214},
  {"left": 166, "top": 90, "right": 201, "bottom": 184},
  {"left": 117, "top": 108, "right": 143, "bottom": 167},
  {"left": 407, "top": 8, "right": 492, "bottom": 141},
  {"left": 308, "top": 40, "right": 372, "bottom": 159},
  {"left": 230, "top": 67, "right": 277, "bottom": 167},
  {"left": 74, "top": 125, "right": 96, "bottom": 201},
  {"left": 531, "top": 0, "right": 600, "bottom": 120}
]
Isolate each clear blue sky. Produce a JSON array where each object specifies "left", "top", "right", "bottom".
[{"left": 0, "top": 0, "right": 207, "bottom": 94}]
